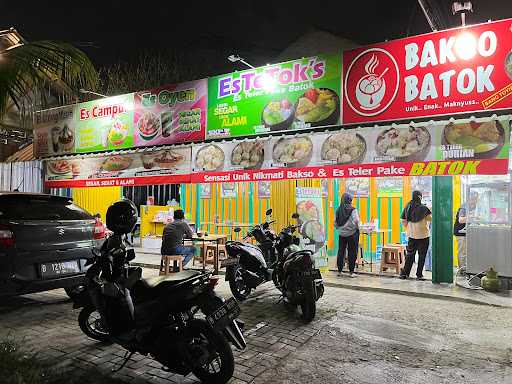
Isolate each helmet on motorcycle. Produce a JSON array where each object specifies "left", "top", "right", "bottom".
[{"left": 106, "top": 199, "right": 138, "bottom": 234}]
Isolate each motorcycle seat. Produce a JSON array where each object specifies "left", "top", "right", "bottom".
[{"left": 141, "top": 270, "right": 202, "bottom": 289}]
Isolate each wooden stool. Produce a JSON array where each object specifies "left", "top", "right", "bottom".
[
  {"left": 380, "top": 245, "right": 405, "bottom": 274},
  {"left": 160, "top": 255, "right": 184, "bottom": 275}
]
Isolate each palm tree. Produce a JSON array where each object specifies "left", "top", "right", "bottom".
[{"left": 0, "top": 29, "right": 98, "bottom": 122}]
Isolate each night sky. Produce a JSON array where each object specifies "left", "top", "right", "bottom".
[{"left": 3, "top": 0, "right": 512, "bottom": 75}]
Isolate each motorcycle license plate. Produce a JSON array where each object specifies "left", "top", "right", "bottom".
[
  {"left": 220, "top": 258, "right": 238, "bottom": 268},
  {"left": 299, "top": 269, "right": 322, "bottom": 279},
  {"left": 206, "top": 297, "right": 241, "bottom": 330}
]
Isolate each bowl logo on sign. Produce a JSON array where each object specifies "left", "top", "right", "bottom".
[{"left": 345, "top": 48, "right": 400, "bottom": 117}]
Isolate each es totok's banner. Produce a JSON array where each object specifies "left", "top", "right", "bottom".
[
  {"left": 343, "top": 19, "right": 512, "bottom": 124},
  {"left": 207, "top": 53, "right": 342, "bottom": 139}
]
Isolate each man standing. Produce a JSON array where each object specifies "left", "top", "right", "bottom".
[
  {"left": 161, "top": 209, "right": 196, "bottom": 267},
  {"left": 400, "top": 190, "right": 432, "bottom": 280}
]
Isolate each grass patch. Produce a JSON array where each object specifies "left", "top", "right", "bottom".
[{"left": 0, "top": 337, "right": 126, "bottom": 384}]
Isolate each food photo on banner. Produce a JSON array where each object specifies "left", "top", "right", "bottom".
[
  {"left": 199, "top": 183, "right": 211, "bottom": 199},
  {"left": 296, "top": 187, "right": 328, "bottom": 268},
  {"left": 134, "top": 79, "right": 207, "bottom": 146},
  {"left": 45, "top": 147, "right": 192, "bottom": 188},
  {"left": 345, "top": 177, "right": 370, "bottom": 197},
  {"left": 207, "top": 53, "right": 342, "bottom": 139},
  {"left": 343, "top": 19, "right": 512, "bottom": 124},
  {"left": 75, "top": 94, "right": 135, "bottom": 153},
  {"left": 33, "top": 105, "right": 76, "bottom": 157},
  {"left": 258, "top": 181, "right": 271, "bottom": 199},
  {"left": 221, "top": 182, "right": 237, "bottom": 198}
]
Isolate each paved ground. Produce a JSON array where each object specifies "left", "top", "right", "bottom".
[{"left": 1, "top": 268, "right": 512, "bottom": 383}]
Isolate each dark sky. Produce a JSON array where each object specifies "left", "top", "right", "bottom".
[{"left": 3, "top": 0, "right": 512, "bottom": 74}]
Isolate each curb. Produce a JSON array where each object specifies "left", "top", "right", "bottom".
[{"left": 323, "top": 280, "right": 508, "bottom": 308}]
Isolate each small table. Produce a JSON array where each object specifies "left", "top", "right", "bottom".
[
  {"left": 189, "top": 234, "right": 228, "bottom": 275},
  {"left": 360, "top": 229, "right": 391, "bottom": 272}
]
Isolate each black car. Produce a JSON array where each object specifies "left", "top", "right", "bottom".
[{"left": 0, "top": 192, "right": 106, "bottom": 299}]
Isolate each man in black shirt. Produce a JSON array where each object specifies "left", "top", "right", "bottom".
[{"left": 161, "top": 209, "right": 195, "bottom": 266}]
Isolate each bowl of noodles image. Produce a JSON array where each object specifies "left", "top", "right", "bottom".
[
  {"left": 301, "top": 220, "right": 326, "bottom": 245},
  {"left": 195, "top": 144, "right": 225, "bottom": 172},
  {"left": 375, "top": 126, "right": 431, "bottom": 162},
  {"left": 442, "top": 120, "right": 505, "bottom": 159},
  {"left": 272, "top": 136, "right": 313, "bottom": 168}
]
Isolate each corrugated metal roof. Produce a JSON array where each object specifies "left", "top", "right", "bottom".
[{"left": 5, "top": 143, "right": 35, "bottom": 162}]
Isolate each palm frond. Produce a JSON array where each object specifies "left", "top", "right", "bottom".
[{"left": 0, "top": 40, "right": 98, "bottom": 119}]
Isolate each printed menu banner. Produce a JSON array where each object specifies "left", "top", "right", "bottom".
[
  {"left": 75, "top": 94, "right": 135, "bottom": 153},
  {"left": 376, "top": 178, "right": 403, "bottom": 197},
  {"left": 45, "top": 147, "right": 191, "bottom": 188},
  {"left": 199, "top": 184, "right": 211, "bottom": 199},
  {"left": 343, "top": 18, "right": 512, "bottom": 124},
  {"left": 296, "top": 187, "right": 328, "bottom": 268},
  {"left": 207, "top": 53, "right": 342, "bottom": 139},
  {"left": 134, "top": 79, "right": 207, "bottom": 147},
  {"left": 258, "top": 181, "right": 271, "bottom": 199},
  {"left": 33, "top": 106, "right": 75, "bottom": 157},
  {"left": 221, "top": 182, "right": 237, "bottom": 198},
  {"left": 46, "top": 115, "right": 510, "bottom": 188},
  {"left": 345, "top": 178, "right": 370, "bottom": 197},
  {"left": 191, "top": 115, "right": 510, "bottom": 183}
]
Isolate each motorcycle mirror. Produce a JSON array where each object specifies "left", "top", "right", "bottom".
[
  {"left": 263, "top": 222, "right": 269, "bottom": 229},
  {"left": 265, "top": 208, "right": 273, "bottom": 216},
  {"left": 234, "top": 227, "right": 242, "bottom": 233},
  {"left": 292, "top": 213, "right": 300, "bottom": 219}
]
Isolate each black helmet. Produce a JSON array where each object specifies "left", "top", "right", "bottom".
[{"left": 106, "top": 199, "right": 138, "bottom": 234}]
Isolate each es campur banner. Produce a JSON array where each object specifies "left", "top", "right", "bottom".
[
  {"left": 134, "top": 79, "right": 207, "bottom": 147},
  {"left": 343, "top": 18, "right": 512, "bottom": 124},
  {"left": 207, "top": 53, "right": 342, "bottom": 139},
  {"left": 75, "top": 94, "right": 135, "bottom": 153}
]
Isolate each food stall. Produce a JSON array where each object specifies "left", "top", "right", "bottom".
[{"left": 37, "top": 18, "right": 512, "bottom": 284}]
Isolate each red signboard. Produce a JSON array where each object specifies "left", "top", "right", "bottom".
[{"left": 343, "top": 19, "right": 512, "bottom": 124}]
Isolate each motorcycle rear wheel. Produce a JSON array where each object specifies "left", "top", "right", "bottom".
[
  {"left": 228, "top": 267, "right": 252, "bottom": 301},
  {"left": 78, "top": 306, "right": 111, "bottom": 343},
  {"left": 188, "top": 319, "right": 234, "bottom": 384},
  {"left": 300, "top": 294, "right": 316, "bottom": 323}
]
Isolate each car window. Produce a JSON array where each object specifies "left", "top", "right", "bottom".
[{"left": 0, "top": 196, "right": 93, "bottom": 221}]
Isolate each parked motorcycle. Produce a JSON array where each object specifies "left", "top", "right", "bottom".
[
  {"left": 222, "top": 209, "right": 277, "bottom": 301},
  {"left": 223, "top": 209, "right": 324, "bottom": 322},
  {"left": 73, "top": 200, "right": 246, "bottom": 384},
  {"left": 272, "top": 213, "right": 324, "bottom": 322}
]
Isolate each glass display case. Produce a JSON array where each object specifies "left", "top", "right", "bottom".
[{"left": 465, "top": 176, "right": 512, "bottom": 277}]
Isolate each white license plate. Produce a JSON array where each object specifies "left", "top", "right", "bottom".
[
  {"left": 220, "top": 258, "right": 238, "bottom": 268},
  {"left": 206, "top": 297, "right": 241, "bottom": 330},
  {"left": 40, "top": 260, "right": 80, "bottom": 279}
]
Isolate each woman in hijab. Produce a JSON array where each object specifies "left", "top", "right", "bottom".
[
  {"left": 400, "top": 190, "right": 432, "bottom": 280},
  {"left": 335, "top": 192, "right": 360, "bottom": 277}
]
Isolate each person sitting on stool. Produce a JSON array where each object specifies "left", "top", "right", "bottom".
[
  {"left": 161, "top": 209, "right": 195, "bottom": 267},
  {"left": 400, "top": 190, "right": 432, "bottom": 281}
]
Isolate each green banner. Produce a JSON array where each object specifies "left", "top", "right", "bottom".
[
  {"left": 75, "top": 94, "right": 135, "bottom": 153},
  {"left": 207, "top": 54, "right": 342, "bottom": 139}
]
